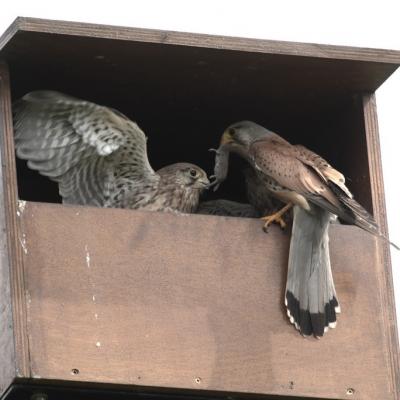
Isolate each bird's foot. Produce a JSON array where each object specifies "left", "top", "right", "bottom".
[
  {"left": 261, "top": 213, "right": 287, "bottom": 232},
  {"left": 261, "top": 203, "right": 293, "bottom": 232}
]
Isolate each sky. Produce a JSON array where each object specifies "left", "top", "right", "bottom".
[{"left": 0, "top": 0, "right": 399, "bottom": 329}]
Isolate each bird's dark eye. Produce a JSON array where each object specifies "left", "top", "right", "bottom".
[
  {"left": 229, "top": 127, "right": 236, "bottom": 136},
  {"left": 189, "top": 169, "right": 198, "bottom": 177}
]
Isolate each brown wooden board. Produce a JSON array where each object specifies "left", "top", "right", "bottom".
[
  {"left": 0, "top": 60, "right": 30, "bottom": 384},
  {"left": 17, "top": 201, "right": 395, "bottom": 399},
  {"left": 3, "top": 382, "right": 332, "bottom": 400},
  {"left": 363, "top": 94, "right": 400, "bottom": 396},
  {"left": 1, "top": 17, "right": 400, "bottom": 111},
  {"left": 0, "top": 63, "right": 16, "bottom": 395},
  {"left": 3, "top": 17, "right": 400, "bottom": 63}
]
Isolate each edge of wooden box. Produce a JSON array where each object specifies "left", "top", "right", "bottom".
[
  {"left": 0, "top": 63, "right": 16, "bottom": 397},
  {"left": 0, "top": 62, "right": 30, "bottom": 397},
  {"left": 1, "top": 16, "right": 400, "bottom": 66},
  {"left": 363, "top": 93, "right": 400, "bottom": 398}
]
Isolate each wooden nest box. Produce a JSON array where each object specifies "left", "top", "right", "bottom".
[{"left": 0, "top": 17, "right": 399, "bottom": 400}]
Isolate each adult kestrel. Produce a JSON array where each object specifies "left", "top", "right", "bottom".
[
  {"left": 210, "top": 120, "right": 389, "bottom": 337},
  {"left": 13, "top": 91, "right": 209, "bottom": 213}
]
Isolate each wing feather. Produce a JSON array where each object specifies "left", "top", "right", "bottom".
[
  {"left": 13, "top": 90, "right": 157, "bottom": 205},
  {"left": 250, "top": 140, "right": 340, "bottom": 208},
  {"left": 249, "top": 138, "right": 380, "bottom": 237},
  {"left": 293, "top": 144, "right": 352, "bottom": 198}
]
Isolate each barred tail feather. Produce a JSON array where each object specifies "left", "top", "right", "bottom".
[{"left": 285, "top": 205, "right": 339, "bottom": 337}]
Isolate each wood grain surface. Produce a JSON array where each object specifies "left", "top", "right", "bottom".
[
  {"left": 2, "top": 17, "right": 400, "bottom": 64},
  {"left": 363, "top": 94, "right": 400, "bottom": 398},
  {"left": 0, "top": 63, "right": 16, "bottom": 396},
  {"left": 18, "top": 202, "right": 396, "bottom": 399},
  {"left": 0, "top": 60, "right": 30, "bottom": 382}
]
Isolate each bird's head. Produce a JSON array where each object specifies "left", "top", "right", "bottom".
[
  {"left": 220, "top": 121, "right": 274, "bottom": 151},
  {"left": 207, "top": 121, "right": 277, "bottom": 191},
  {"left": 158, "top": 163, "right": 210, "bottom": 191}
]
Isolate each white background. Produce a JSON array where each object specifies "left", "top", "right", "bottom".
[{"left": 0, "top": 0, "right": 399, "bottom": 332}]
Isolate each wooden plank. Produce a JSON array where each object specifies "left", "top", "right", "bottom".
[
  {"left": 0, "top": 63, "right": 16, "bottom": 396},
  {"left": 4, "top": 30, "right": 397, "bottom": 101},
  {"left": 1, "top": 19, "right": 398, "bottom": 114},
  {"left": 20, "top": 202, "right": 395, "bottom": 399},
  {"left": 0, "top": 21, "right": 18, "bottom": 54},
  {"left": 0, "top": 62, "right": 30, "bottom": 383},
  {"left": 363, "top": 94, "right": 400, "bottom": 399},
  {"left": 5, "top": 17, "right": 400, "bottom": 65},
  {"left": 3, "top": 382, "right": 329, "bottom": 400}
]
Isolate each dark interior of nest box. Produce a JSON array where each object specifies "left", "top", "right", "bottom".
[{"left": 3, "top": 30, "right": 395, "bottom": 214}]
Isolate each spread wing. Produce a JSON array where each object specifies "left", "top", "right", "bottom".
[{"left": 13, "top": 91, "right": 158, "bottom": 206}]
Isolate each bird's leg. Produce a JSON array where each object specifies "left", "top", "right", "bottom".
[{"left": 261, "top": 202, "right": 293, "bottom": 232}]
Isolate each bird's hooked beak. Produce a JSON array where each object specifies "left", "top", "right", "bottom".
[
  {"left": 220, "top": 130, "right": 234, "bottom": 145},
  {"left": 194, "top": 174, "right": 210, "bottom": 191},
  {"left": 199, "top": 176, "right": 211, "bottom": 188}
]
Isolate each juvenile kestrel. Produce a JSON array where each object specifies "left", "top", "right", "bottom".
[{"left": 13, "top": 91, "right": 209, "bottom": 213}]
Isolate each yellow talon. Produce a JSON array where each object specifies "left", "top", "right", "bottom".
[
  {"left": 261, "top": 214, "right": 287, "bottom": 230},
  {"left": 261, "top": 202, "right": 293, "bottom": 232}
]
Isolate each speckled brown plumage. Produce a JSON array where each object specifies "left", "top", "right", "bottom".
[
  {"left": 210, "top": 120, "right": 384, "bottom": 338},
  {"left": 13, "top": 91, "right": 209, "bottom": 213},
  {"left": 243, "top": 167, "right": 285, "bottom": 216}
]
